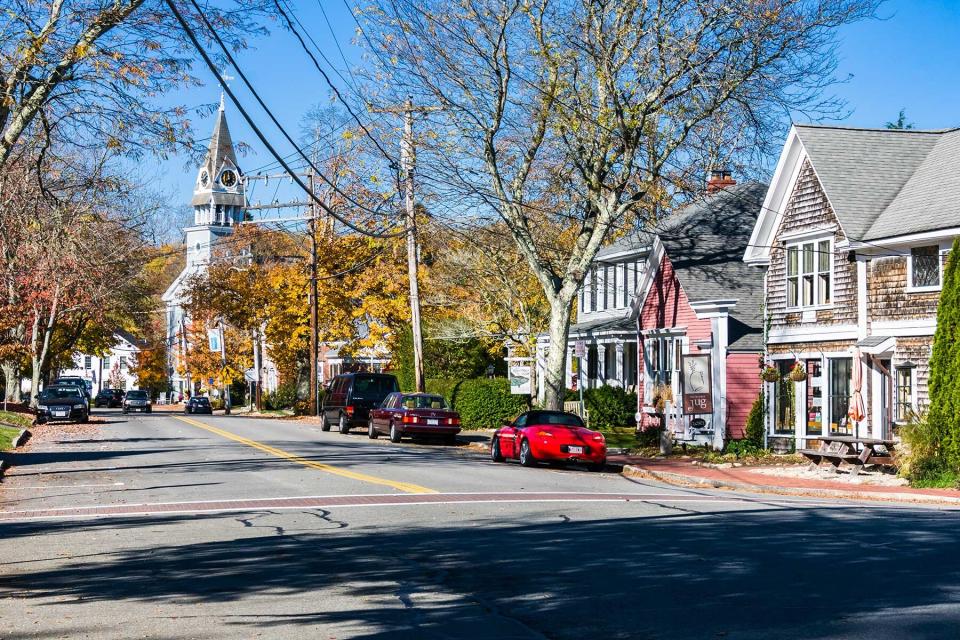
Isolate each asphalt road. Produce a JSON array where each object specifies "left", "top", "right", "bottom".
[{"left": 1, "top": 410, "right": 959, "bottom": 639}]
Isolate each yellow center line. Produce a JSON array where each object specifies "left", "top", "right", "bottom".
[{"left": 174, "top": 415, "right": 437, "bottom": 494}]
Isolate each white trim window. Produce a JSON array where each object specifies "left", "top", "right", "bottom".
[
  {"left": 907, "top": 245, "right": 946, "bottom": 292},
  {"left": 786, "top": 238, "right": 832, "bottom": 309},
  {"left": 895, "top": 366, "right": 915, "bottom": 422}
]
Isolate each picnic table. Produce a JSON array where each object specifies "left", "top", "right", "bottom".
[{"left": 798, "top": 435, "right": 897, "bottom": 475}]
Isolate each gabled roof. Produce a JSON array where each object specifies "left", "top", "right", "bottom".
[
  {"left": 864, "top": 129, "right": 960, "bottom": 240},
  {"left": 794, "top": 124, "right": 942, "bottom": 240},
  {"left": 651, "top": 182, "right": 768, "bottom": 350}
]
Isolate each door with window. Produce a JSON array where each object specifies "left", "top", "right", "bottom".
[
  {"left": 645, "top": 335, "right": 684, "bottom": 432},
  {"left": 828, "top": 358, "right": 852, "bottom": 435}
]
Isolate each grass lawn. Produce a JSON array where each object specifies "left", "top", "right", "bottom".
[
  {"left": 0, "top": 410, "right": 32, "bottom": 430},
  {"left": 0, "top": 425, "right": 21, "bottom": 451},
  {"left": 597, "top": 425, "right": 641, "bottom": 450}
]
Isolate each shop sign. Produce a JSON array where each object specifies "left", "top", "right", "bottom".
[{"left": 681, "top": 354, "right": 713, "bottom": 414}]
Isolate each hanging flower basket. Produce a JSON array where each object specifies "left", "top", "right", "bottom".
[
  {"left": 760, "top": 366, "right": 781, "bottom": 383},
  {"left": 788, "top": 362, "right": 807, "bottom": 382}
]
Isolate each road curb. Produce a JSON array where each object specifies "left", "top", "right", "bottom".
[{"left": 620, "top": 464, "right": 960, "bottom": 506}]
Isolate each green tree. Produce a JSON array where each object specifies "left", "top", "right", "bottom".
[
  {"left": 927, "top": 239, "right": 960, "bottom": 474},
  {"left": 885, "top": 108, "right": 915, "bottom": 130}
]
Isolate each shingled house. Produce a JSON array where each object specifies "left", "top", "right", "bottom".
[
  {"left": 536, "top": 176, "right": 766, "bottom": 448},
  {"left": 745, "top": 124, "right": 960, "bottom": 450}
]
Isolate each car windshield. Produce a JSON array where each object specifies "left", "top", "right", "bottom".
[
  {"left": 193, "top": 398, "right": 209, "bottom": 404},
  {"left": 40, "top": 387, "right": 81, "bottom": 400},
  {"left": 401, "top": 395, "right": 448, "bottom": 409},
  {"left": 352, "top": 376, "right": 398, "bottom": 398},
  {"left": 526, "top": 411, "right": 584, "bottom": 428},
  {"left": 127, "top": 391, "right": 147, "bottom": 399}
]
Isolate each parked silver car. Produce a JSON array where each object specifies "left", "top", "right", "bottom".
[{"left": 122, "top": 389, "right": 152, "bottom": 414}]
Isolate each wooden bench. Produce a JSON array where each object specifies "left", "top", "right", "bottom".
[{"left": 800, "top": 436, "right": 897, "bottom": 475}]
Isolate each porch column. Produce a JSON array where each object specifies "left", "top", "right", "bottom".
[
  {"left": 615, "top": 341, "right": 625, "bottom": 387},
  {"left": 597, "top": 344, "right": 607, "bottom": 382}
]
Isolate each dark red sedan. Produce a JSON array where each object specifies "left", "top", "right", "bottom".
[
  {"left": 368, "top": 393, "right": 461, "bottom": 444},
  {"left": 491, "top": 410, "right": 606, "bottom": 471}
]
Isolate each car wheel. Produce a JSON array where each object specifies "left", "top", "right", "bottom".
[
  {"left": 80, "top": 412, "right": 89, "bottom": 424},
  {"left": 122, "top": 409, "right": 128, "bottom": 415},
  {"left": 368, "top": 419, "right": 379, "bottom": 439},
  {"left": 146, "top": 408, "right": 152, "bottom": 414},
  {"left": 389, "top": 422, "right": 402, "bottom": 443},
  {"left": 321, "top": 415, "right": 331, "bottom": 432},
  {"left": 490, "top": 437, "right": 504, "bottom": 462},
  {"left": 519, "top": 439, "right": 536, "bottom": 467},
  {"left": 444, "top": 434, "right": 457, "bottom": 446},
  {"left": 339, "top": 414, "right": 349, "bottom": 434}
]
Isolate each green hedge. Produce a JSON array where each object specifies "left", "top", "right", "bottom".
[
  {"left": 564, "top": 386, "right": 637, "bottom": 429},
  {"left": 425, "top": 377, "right": 528, "bottom": 430}
]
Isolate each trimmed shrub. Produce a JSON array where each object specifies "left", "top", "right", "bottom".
[
  {"left": 744, "top": 392, "right": 765, "bottom": 449},
  {"left": 725, "top": 439, "right": 762, "bottom": 458},
  {"left": 392, "top": 324, "right": 502, "bottom": 392},
  {"left": 265, "top": 383, "right": 297, "bottom": 411},
  {"left": 581, "top": 385, "right": 637, "bottom": 430},
  {"left": 425, "top": 377, "right": 527, "bottom": 429}
]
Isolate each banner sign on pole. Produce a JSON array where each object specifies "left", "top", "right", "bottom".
[
  {"left": 508, "top": 358, "right": 530, "bottom": 396},
  {"left": 681, "top": 354, "right": 713, "bottom": 415},
  {"left": 574, "top": 340, "right": 586, "bottom": 359},
  {"left": 208, "top": 328, "right": 221, "bottom": 353}
]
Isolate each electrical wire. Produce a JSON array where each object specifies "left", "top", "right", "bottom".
[{"left": 164, "top": 0, "right": 405, "bottom": 239}]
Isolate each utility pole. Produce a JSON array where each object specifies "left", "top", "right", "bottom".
[
  {"left": 308, "top": 170, "right": 320, "bottom": 417},
  {"left": 402, "top": 98, "right": 425, "bottom": 393},
  {"left": 218, "top": 321, "right": 231, "bottom": 415},
  {"left": 373, "top": 97, "right": 439, "bottom": 393}
]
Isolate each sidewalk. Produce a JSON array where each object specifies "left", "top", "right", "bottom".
[{"left": 616, "top": 456, "right": 960, "bottom": 505}]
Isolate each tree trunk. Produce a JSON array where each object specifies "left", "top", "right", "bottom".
[
  {"left": 2, "top": 361, "right": 17, "bottom": 402},
  {"left": 542, "top": 298, "right": 573, "bottom": 411},
  {"left": 29, "top": 286, "right": 59, "bottom": 407}
]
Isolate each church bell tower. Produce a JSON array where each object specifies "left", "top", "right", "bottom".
[{"left": 185, "top": 99, "right": 245, "bottom": 267}]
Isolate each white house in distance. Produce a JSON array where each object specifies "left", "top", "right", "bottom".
[{"left": 57, "top": 330, "right": 143, "bottom": 392}]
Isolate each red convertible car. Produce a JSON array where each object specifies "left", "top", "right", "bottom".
[
  {"left": 491, "top": 410, "right": 606, "bottom": 471},
  {"left": 368, "top": 392, "right": 461, "bottom": 444}
]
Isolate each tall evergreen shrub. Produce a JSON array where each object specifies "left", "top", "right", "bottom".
[{"left": 927, "top": 238, "right": 960, "bottom": 473}]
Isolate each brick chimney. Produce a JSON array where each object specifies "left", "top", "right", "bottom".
[{"left": 706, "top": 169, "right": 736, "bottom": 195}]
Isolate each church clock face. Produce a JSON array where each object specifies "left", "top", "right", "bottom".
[
  {"left": 219, "top": 169, "right": 237, "bottom": 188},
  {"left": 199, "top": 170, "right": 209, "bottom": 187}
]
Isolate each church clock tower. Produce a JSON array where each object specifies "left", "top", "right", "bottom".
[
  {"left": 185, "top": 99, "right": 246, "bottom": 267},
  {"left": 162, "top": 101, "right": 247, "bottom": 396}
]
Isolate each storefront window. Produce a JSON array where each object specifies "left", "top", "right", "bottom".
[
  {"left": 805, "top": 359, "right": 823, "bottom": 436},
  {"left": 829, "top": 358, "right": 852, "bottom": 435},
  {"left": 773, "top": 360, "right": 795, "bottom": 434},
  {"left": 896, "top": 367, "right": 914, "bottom": 422}
]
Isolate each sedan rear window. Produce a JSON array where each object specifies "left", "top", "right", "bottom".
[{"left": 402, "top": 395, "right": 448, "bottom": 409}]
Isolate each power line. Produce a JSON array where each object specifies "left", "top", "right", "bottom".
[
  {"left": 273, "top": 0, "right": 398, "bottom": 170},
  {"left": 165, "top": 0, "right": 405, "bottom": 239}
]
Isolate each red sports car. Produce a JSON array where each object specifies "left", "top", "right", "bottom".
[
  {"left": 368, "top": 392, "right": 461, "bottom": 444},
  {"left": 491, "top": 410, "right": 606, "bottom": 471}
]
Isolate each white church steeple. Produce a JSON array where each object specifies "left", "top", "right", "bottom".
[{"left": 192, "top": 104, "right": 245, "bottom": 227}]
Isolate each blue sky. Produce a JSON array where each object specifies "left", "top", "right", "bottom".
[{"left": 152, "top": 0, "right": 960, "bottom": 223}]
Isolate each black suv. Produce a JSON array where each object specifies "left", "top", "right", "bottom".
[
  {"left": 95, "top": 388, "right": 124, "bottom": 408},
  {"left": 321, "top": 373, "right": 399, "bottom": 434}
]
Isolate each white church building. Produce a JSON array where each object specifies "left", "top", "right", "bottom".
[{"left": 162, "top": 102, "right": 278, "bottom": 397}]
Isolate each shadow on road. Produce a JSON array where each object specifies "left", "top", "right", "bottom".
[{"left": 1, "top": 505, "right": 958, "bottom": 639}]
